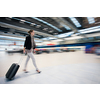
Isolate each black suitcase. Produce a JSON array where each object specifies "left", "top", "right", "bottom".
[
  {"left": 5, "top": 56, "right": 24, "bottom": 80},
  {"left": 6, "top": 63, "right": 20, "bottom": 80}
]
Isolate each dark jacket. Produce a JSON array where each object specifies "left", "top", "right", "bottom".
[{"left": 24, "top": 35, "right": 36, "bottom": 50}]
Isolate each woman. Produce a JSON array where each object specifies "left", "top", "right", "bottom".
[{"left": 23, "top": 29, "right": 41, "bottom": 73}]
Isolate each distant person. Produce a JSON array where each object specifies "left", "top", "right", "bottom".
[{"left": 23, "top": 29, "right": 41, "bottom": 73}]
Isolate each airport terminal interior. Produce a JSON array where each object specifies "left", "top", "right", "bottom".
[{"left": 0, "top": 17, "right": 100, "bottom": 84}]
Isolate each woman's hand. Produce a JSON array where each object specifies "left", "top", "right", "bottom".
[
  {"left": 23, "top": 50, "right": 25, "bottom": 53},
  {"left": 23, "top": 47, "right": 26, "bottom": 53},
  {"left": 33, "top": 49, "right": 36, "bottom": 53}
]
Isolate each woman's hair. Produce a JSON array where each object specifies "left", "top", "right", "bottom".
[{"left": 28, "top": 29, "right": 34, "bottom": 35}]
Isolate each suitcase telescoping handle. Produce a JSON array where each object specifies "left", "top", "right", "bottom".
[{"left": 18, "top": 54, "right": 25, "bottom": 65}]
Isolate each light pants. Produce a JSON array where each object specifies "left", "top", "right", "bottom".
[{"left": 24, "top": 52, "right": 38, "bottom": 70}]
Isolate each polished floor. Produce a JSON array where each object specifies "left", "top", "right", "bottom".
[{"left": 0, "top": 50, "right": 100, "bottom": 84}]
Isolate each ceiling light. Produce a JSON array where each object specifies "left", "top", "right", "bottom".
[
  {"left": 48, "top": 37, "right": 57, "bottom": 40},
  {"left": 20, "top": 20, "right": 26, "bottom": 23},
  {"left": 31, "top": 17, "right": 62, "bottom": 32},
  {"left": 6, "top": 17, "right": 12, "bottom": 21},
  {"left": 8, "top": 17, "right": 12, "bottom": 18},
  {"left": 25, "top": 21, "right": 31, "bottom": 24},
  {"left": 36, "top": 25, "right": 41, "bottom": 28},
  {"left": 30, "top": 23, "right": 36, "bottom": 26},
  {"left": 43, "top": 28, "right": 48, "bottom": 31},
  {"left": 49, "top": 30, "right": 53, "bottom": 33},
  {"left": 54, "top": 33, "right": 58, "bottom": 35}
]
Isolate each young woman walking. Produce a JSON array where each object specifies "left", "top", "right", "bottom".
[{"left": 23, "top": 29, "right": 41, "bottom": 73}]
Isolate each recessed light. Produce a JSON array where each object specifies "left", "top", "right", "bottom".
[
  {"left": 20, "top": 20, "right": 25, "bottom": 23},
  {"left": 8, "top": 17, "right": 12, "bottom": 18},
  {"left": 43, "top": 28, "right": 48, "bottom": 31},
  {"left": 49, "top": 30, "right": 53, "bottom": 33},
  {"left": 36, "top": 25, "right": 41, "bottom": 28},
  {"left": 6, "top": 17, "right": 11, "bottom": 21},
  {"left": 30, "top": 23, "right": 36, "bottom": 26},
  {"left": 54, "top": 33, "right": 58, "bottom": 35}
]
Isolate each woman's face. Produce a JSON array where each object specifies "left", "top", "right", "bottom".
[{"left": 31, "top": 31, "right": 35, "bottom": 36}]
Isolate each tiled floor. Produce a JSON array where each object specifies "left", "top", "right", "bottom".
[
  {"left": 0, "top": 51, "right": 100, "bottom": 84},
  {"left": 0, "top": 63, "right": 100, "bottom": 84}
]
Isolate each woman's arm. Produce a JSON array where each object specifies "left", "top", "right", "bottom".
[
  {"left": 24, "top": 37, "right": 27, "bottom": 48},
  {"left": 33, "top": 38, "right": 36, "bottom": 49},
  {"left": 23, "top": 37, "right": 27, "bottom": 53}
]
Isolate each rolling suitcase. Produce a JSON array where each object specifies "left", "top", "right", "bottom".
[{"left": 6, "top": 56, "right": 24, "bottom": 80}]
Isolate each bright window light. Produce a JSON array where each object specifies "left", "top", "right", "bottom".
[
  {"left": 48, "top": 37, "right": 57, "bottom": 40},
  {"left": 31, "top": 17, "right": 62, "bottom": 32},
  {"left": 42, "top": 37, "right": 57, "bottom": 40},
  {"left": 55, "top": 32, "right": 74, "bottom": 38},
  {"left": 62, "top": 25, "right": 71, "bottom": 30},
  {"left": 79, "top": 26, "right": 100, "bottom": 32},
  {"left": 80, "top": 28, "right": 100, "bottom": 34},
  {"left": 87, "top": 17, "right": 95, "bottom": 24},
  {"left": 69, "top": 17, "right": 81, "bottom": 27},
  {"left": 79, "top": 26, "right": 100, "bottom": 34}
]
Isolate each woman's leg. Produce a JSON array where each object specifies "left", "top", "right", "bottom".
[
  {"left": 28, "top": 52, "right": 39, "bottom": 71},
  {"left": 24, "top": 54, "right": 30, "bottom": 70}
]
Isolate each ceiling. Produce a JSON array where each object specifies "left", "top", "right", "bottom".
[{"left": 0, "top": 17, "right": 100, "bottom": 41}]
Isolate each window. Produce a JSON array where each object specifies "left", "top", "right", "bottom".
[
  {"left": 69, "top": 17, "right": 81, "bottom": 27},
  {"left": 62, "top": 25, "right": 71, "bottom": 30},
  {"left": 87, "top": 17, "right": 95, "bottom": 24}
]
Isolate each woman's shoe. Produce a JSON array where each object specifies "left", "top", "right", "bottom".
[
  {"left": 36, "top": 70, "right": 41, "bottom": 73},
  {"left": 25, "top": 71, "right": 29, "bottom": 73},
  {"left": 23, "top": 69, "right": 29, "bottom": 73}
]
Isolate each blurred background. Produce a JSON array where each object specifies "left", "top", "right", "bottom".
[
  {"left": 0, "top": 17, "right": 100, "bottom": 53},
  {"left": 0, "top": 17, "right": 100, "bottom": 83}
]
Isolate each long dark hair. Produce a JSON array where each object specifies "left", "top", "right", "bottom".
[{"left": 28, "top": 29, "right": 34, "bottom": 35}]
